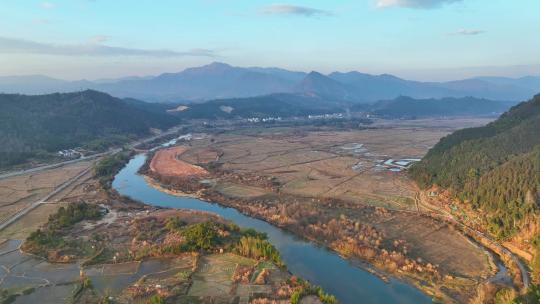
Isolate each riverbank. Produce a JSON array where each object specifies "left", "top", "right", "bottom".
[
  {"left": 4, "top": 153, "right": 339, "bottom": 304},
  {"left": 115, "top": 153, "right": 433, "bottom": 303},
  {"left": 141, "top": 157, "right": 465, "bottom": 302},
  {"left": 417, "top": 189, "right": 530, "bottom": 291}
]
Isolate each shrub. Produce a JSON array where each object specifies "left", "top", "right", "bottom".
[
  {"left": 181, "top": 222, "right": 220, "bottom": 251},
  {"left": 165, "top": 217, "right": 187, "bottom": 232},
  {"left": 48, "top": 202, "right": 103, "bottom": 230},
  {"left": 235, "top": 236, "right": 282, "bottom": 267}
]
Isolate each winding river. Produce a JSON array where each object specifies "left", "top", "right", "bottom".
[{"left": 113, "top": 154, "right": 432, "bottom": 304}]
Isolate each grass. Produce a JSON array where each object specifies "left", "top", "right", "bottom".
[
  {"left": 189, "top": 254, "right": 255, "bottom": 297},
  {"left": 22, "top": 202, "right": 104, "bottom": 260}
]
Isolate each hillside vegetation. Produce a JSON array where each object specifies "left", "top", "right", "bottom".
[
  {"left": 0, "top": 90, "right": 179, "bottom": 168},
  {"left": 409, "top": 93, "right": 540, "bottom": 238},
  {"left": 173, "top": 94, "right": 511, "bottom": 120},
  {"left": 173, "top": 93, "right": 345, "bottom": 119},
  {"left": 364, "top": 96, "right": 513, "bottom": 118}
]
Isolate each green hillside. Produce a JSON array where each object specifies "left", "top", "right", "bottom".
[
  {"left": 0, "top": 90, "right": 180, "bottom": 168},
  {"left": 173, "top": 93, "right": 345, "bottom": 119},
  {"left": 409, "top": 93, "right": 540, "bottom": 238},
  {"left": 365, "top": 96, "right": 513, "bottom": 118}
]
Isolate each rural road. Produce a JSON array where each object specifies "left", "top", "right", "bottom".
[
  {"left": 0, "top": 150, "right": 115, "bottom": 181},
  {"left": 415, "top": 193, "right": 530, "bottom": 289},
  {"left": 0, "top": 125, "right": 184, "bottom": 231},
  {"left": 0, "top": 166, "right": 94, "bottom": 231},
  {"left": 0, "top": 125, "right": 183, "bottom": 181}
]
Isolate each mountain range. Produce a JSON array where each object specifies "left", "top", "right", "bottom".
[{"left": 1, "top": 62, "right": 539, "bottom": 103}]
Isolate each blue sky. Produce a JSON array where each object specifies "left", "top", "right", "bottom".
[{"left": 0, "top": 0, "right": 539, "bottom": 80}]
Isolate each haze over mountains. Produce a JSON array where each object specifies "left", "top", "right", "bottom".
[{"left": 2, "top": 62, "right": 539, "bottom": 103}]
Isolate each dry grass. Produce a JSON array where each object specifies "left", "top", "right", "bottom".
[
  {"left": 150, "top": 146, "right": 208, "bottom": 177},
  {"left": 185, "top": 125, "right": 459, "bottom": 210},
  {"left": 175, "top": 119, "right": 494, "bottom": 296},
  {"left": 369, "top": 212, "right": 491, "bottom": 278},
  {"left": 0, "top": 202, "right": 68, "bottom": 240},
  {"left": 215, "top": 183, "right": 270, "bottom": 199},
  {"left": 179, "top": 147, "right": 220, "bottom": 165},
  {"left": 177, "top": 119, "right": 491, "bottom": 211},
  {"left": 189, "top": 253, "right": 255, "bottom": 297},
  {"left": 0, "top": 160, "right": 93, "bottom": 223}
]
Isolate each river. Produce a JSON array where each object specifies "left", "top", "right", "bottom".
[{"left": 112, "top": 154, "right": 432, "bottom": 304}]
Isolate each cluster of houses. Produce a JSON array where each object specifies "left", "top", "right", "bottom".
[
  {"left": 246, "top": 117, "right": 282, "bottom": 123},
  {"left": 57, "top": 149, "right": 82, "bottom": 158},
  {"left": 308, "top": 113, "right": 344, "bottom": 120}
]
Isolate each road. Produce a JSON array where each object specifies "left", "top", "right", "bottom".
[
  {"left": 0, "top": 125, "right": 183, "bottom": 181},
  {"left": 0, "top": 125, "right": 184, "bottom": 231},
  {"left": 0, "top": 166, "right": 93, "bottom": 231},
  {"left": 0, "top": 151, "right": 114, "bottom": 181},
  {"left": 415, "top": 192, "right": 530, "bottom": 289}
]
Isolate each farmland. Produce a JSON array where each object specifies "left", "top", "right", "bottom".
[
  {"left": 0, "top": 160, "right": 94, "bottom": 223},
  {"left": 0, "top": 116, "right": 509, "bottom": 303},
  {"left": 146, "top": 117, "right": 503, "bottom": 302},
  {"left": 149, "top": 146, "right": 209, "bottom": 177},
  {"left": 177, "top": 118, "right": 491, "bottom": 211},
  {"left": 0, "top": 168, "right": 324, "bottom": 304}
]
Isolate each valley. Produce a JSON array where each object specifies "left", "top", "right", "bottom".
[
  {"left": 0, "top": 89, "right": 537, "bottom": 303},
  {"left": 3, "top": 2, "right": 539, "bottom": 303},
  {"left": 140, "top": 117, "right": 512, "bottom": 302},
  {"left": 0, "top": 115, "right": 506, "bottom": 302},
  {"left": 0, "top": 145, "right": 337, "bottom": 304}
]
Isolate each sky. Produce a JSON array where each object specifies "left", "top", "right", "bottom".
[{"left": 0, "top": 0, "right": 539, "bottom": 81}]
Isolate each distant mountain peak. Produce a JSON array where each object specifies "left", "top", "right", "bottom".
[
  {"left": 206, "top": 61, "right": 232, "bottom": 68},
  {"left": 199, "top": 62, "right": 234, "bottom": 71},
  {"left": 378, "top": 73, "right": 401, "bottom": 80},
  {"left": 177, "top": 61, "right": 237, "bottom": 77},
  {"left": 0, "top": 63, "right": 538, "bottom": 102},
  {"left": 297, "top": 71, "right": 350, "bottom": 101},
  {"left": 301, "top": 71, "right": 340, "bottom": 85},
  {"left": 306, "top": 71, "right": 326, "bottom": 78}
]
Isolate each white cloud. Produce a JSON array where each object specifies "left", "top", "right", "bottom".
[
  {"left": 450, "top": 29, "right": 485, "bottom": 35},
  {"left": 261, "top": 4, "right": 332, "bottom": 17},
  {"left": 376, "top": 0, "right": 462, "bottom": 9},
  {"left": 0, "top": 37, "right": 216, "bottom": 58},
  {"left": 40, "top": 2, "right": 55, "bottom": 9}
]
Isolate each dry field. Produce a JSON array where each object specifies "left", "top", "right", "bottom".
[
  {"left": 0, "top": 160, "right": 94, "bottom": 224},
  {"left": 150, "top": 146, "right": 208, "bottom": 177},
  {"left": 163, "top": 118, "right": 495, "bottom": 301},
  {"left": 0, "top": 204, "right": 297, "bottom": 304},
  {"left": 356, "top": 209, "right": 491, "bottom": 279},
  {"left": 0, "top": 202, "right": 69, "bottom": 240},
  {"left": 215, "top": 182, "right": 271, "bottom": 199},
  {"left": 181, "top": 118, "right": 491, "bottom": 210},
  {"left": 189, "top": 253, "right": 256, "bottom": 297}
]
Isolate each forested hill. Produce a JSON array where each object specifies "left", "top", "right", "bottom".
[
  {"left": 409, "top": 93, "right": 540, "bottom": 238},
  {"left": 364, "top": 96, "right": 513, "bottom": 118},
  {"left": 0, "top": 90, "right": 180, "bottom": 168},
  {"left": 170, "top": 94, "right": 510, "bottom": 120},
  {"left": 171, "top": 93, "right": 345, "bottom": 119}
]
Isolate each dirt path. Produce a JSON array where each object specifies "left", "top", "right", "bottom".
[{"left": 415, "top": 191, "right": 530, "bottom": 289}]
